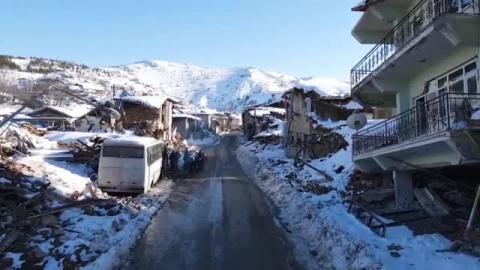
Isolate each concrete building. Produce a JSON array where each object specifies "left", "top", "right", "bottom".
[{"left": 350, "top": 0, "right": 480, "bottom": 206}]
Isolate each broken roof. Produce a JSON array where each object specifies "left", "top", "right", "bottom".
[
  {"left": 248, "top": 107, "right": 286, "bottom": 117},
  {"left": 117, "top": 95, "right": 179, "bottom": 109}
]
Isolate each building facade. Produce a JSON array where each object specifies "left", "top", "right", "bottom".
[{"left": 350, "top": 0, "right": 480, "bottom": 206}]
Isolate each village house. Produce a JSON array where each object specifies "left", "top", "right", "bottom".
[
  {"left": 226, "top": 113, "right": 242, "bottom": 132},
  {"left": 26, "top": 105, "right": 90, "bottom": 128},
  {"left": 242, "top": 104, "right": 286, "bottom": 139},
  {"left": 350, "top": 0, "right": 480, "bottom": 208},
  {"left": 171, "top": 114, "right": 204, "bottom": 140},
  {"left": 282, "top": 87, "right": 357, "bottom": 159},
  {"left": 189, "top": 112, "right": 229, "bottom": 134},
  {"left": 115, "top": 96, "right": 177, "bottom": 140},
  {"left": 73, "top": 105, "right": 116, "bottom": 133}
]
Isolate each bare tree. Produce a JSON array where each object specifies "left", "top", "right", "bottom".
[{"left": 0, "top": 71, "right": 14, "bottom": 103}]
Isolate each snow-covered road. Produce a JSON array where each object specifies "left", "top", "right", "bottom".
[{"left": 126, "top": 136, "right": 304, "bottom": 270}]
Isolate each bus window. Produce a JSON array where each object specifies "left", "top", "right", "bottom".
[
  {"left": 147, "top": 144, "right": 162, "bottom": 165},
  {"left": 103, "top": 146, "right": 144, "bottom": 159}
]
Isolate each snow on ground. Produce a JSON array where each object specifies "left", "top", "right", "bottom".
[
  {"left": 43, "top": 131, "right": 134, "bottom": 144},
  {"left": 187, "top": 136, "right": 219, "bottom": 147},
  {"left": 236, "top": 121, "right": 480, "bottom": 270},
  {"left": 1, "top": 130, "right": 174, "bottom": 270}
]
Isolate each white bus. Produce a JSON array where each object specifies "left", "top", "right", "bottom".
[{"left": 98, "top": 137, "right": 164, "bottom": 194}]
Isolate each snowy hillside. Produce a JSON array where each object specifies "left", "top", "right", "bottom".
[{"left": 1, "top": 56, "right": 350, "bottom": 112}]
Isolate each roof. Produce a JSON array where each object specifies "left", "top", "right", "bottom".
[
  {"left": 352, "top": 0, "right": 386, "bottom": 11},
  {"left": 28, "top": 105, "right": 92, "bottom": 118},
  {"left": 172, "top": 114, "right": 202, "bottom": 121},
  {"left": 103, "top": 136, "right": 160, "bottom": 147},
  {"left": 284, "top": 87, "right": 351, "bottom": 101},
  {"left": 117, "top": 96, "right": 178, "bottom": 109},
  {"left": 248, "top": 107, "right": 286, "bottom": 117}
]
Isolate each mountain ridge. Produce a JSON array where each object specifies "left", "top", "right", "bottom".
[{"left": 1, "top": 55, "right": 350, "bottom": 112}]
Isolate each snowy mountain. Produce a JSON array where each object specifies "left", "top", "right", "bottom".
[{"left": 1, "top": 56, "right": 350, "bottom": 112}]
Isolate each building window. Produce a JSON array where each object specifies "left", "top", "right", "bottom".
[{"left": 429, "top": 60, "right": 478, "bottom": 96}]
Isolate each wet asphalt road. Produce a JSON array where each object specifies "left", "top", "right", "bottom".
[{"left": 126, "top": 136, "right": 304, "bottom": 270}]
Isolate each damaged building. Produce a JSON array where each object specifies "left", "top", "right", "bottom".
[
  {"left": 242, "top": 104, "right": 286, "bottom": 140},
  {"left": 349, "top": 0, "right": 480, "bottom": 241},
  {"left": 115, "top": 96, "right": 177, "bottom": 140},
  {"left": 282, "top": 87, "right": 360, "bottom": 159}
]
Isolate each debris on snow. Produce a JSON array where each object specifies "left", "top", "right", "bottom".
[{"left": 236, "top": 121, "right": 480, "bottom": 270}]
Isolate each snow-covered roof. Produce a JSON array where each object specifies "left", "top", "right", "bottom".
[
  {"left": 344, "top": 101, "right": 363, "bottom": 110},
  {"left": 28, "top": 105, "right": 93, "bottom": 118},
  {"left": 172, "top": 114, "right": 202, "bottom": 121},
  {"left": 118, "top": 96, "right": 177, "bottom": 109},
  {"left": 294, "top": 78, "right": 350, "bottom": 97},
  {"left": 248, "top": 107, "right": 286, "bottom": 117},
  {"left": 228, "top": 114, "right": 242, "bottom": 119}
]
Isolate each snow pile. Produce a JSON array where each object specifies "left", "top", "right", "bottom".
[
  {"left": 236, "top": 121, "right": 480, "bottom": 270},
  {"left": 345, "top": 100, "right": 363, "bottom": 110},
  {"left": 253, "top": 118, "right": 284, "bottom": 138}
]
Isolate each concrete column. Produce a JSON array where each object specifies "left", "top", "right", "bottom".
[{"left": 393, "top": 170, "right": 414, "bottom": 208}]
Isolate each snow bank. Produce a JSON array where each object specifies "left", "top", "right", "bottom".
[{"left": 236, "top": 122, "right": 480, "bottom": 270}]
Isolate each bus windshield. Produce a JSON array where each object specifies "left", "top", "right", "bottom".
[{"left": 103, "top": 146, "right": 144, "bottom": 159}]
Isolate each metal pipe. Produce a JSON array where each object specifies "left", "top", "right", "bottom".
[{"left": 465, "top": 185, "right": 480, "bottom": 237}]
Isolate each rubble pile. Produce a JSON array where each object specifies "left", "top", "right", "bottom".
[
  {"left": 0, "top": 160, "right": 116, "bottom": 269},
  {"left": 58, "top": 136, "right": 107, "bottom": 172}
]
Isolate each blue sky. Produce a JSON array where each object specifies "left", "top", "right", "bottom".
[{"left": 0, "top": 0, "right": 371, "bottom": 79}]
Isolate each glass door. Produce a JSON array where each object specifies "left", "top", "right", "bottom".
[{"left": 415, "top": 96, "right": 428, "bottom": 137}]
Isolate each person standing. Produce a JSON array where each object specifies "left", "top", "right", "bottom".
[{"left": 183, "top": 148, "right": 190, "bottom": 176}]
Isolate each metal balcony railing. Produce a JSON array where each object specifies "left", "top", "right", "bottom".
[
  {"left": 351, "top": 0, "right": 479, "bottom": 89},
  {"left": 353, "top": 92, "right": 480, "bottom": 156}
]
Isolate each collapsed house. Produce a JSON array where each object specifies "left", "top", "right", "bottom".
[
  {"left": 282, "top": 87, "right": 362, "bottom": 159},
  {"left": 242, "top": 105, "right": 286, "bottom": 140},
  {"left": 115, "top": 96, "right": 177, "bottom": 140},
  {"left": 73, "top": 105, "right": 115, "bottom": 133}
]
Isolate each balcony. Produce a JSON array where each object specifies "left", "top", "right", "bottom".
[
  {"left": 353, "top": 93, "right": 480, "bottom": 171},
  {"left": 351, "top": 0, "right": 480, "bottom": 91}
]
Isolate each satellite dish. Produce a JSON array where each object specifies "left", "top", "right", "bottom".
[{"left": 347, "top": 113, "right": 367, "bottom": 131}]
